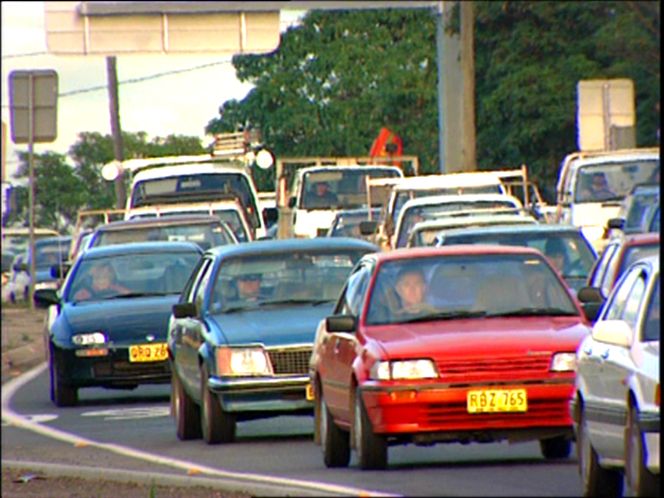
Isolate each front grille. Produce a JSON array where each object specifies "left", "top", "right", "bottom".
[
  {"left": 436, "top": 354, "right": 550, "bottom": 381},
  {"left": 266, "top": 347, "right": 312, "bottom": 375}
]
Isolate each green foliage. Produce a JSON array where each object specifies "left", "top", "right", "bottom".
[
  {"left": 207, "top": 2, "right": 659, "bottom": 187},
  {"left": 8, "top": 132, "right": 205, "bottom": 231}
]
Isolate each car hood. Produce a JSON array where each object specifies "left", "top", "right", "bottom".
[
  {"left": 209, "top": 304, "right": 334, "bottom": 347},
  {"left": 63, "top": 296, "right": 180, "bottom": 344},
  {"left": 366, "top": 316, "right": 589, "bottom": 360}
]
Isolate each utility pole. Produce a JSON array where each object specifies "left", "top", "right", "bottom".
[
  {"left": 106, "top": 56, "right": 126, "bottom": 209},
  {"left": 460, "top": 1, "right": 476, "bottom": 171}
]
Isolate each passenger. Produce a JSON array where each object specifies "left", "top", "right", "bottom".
[
  {"left": 394, "top": 267, "right": 429, "bottom": 314},
  {"left": 544, "top": 238, "right": 569, "bottom": 275},
  {"left": 74, "top": 262, "right": 130, "bottom": 300},
  {"left": 236, "top": 273, "right": 262, "bottom": 302},
  {"left": 307, "top": 182, "right": 338, "bottom": 208},
  {"left": 580, "top": 172, "right": 616, "bottom": 201}
]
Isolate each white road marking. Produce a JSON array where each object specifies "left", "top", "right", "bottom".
[
  {"left": 81, "top": 407, "right": 170, "bottom": 421},
  {"left": 1, "top": 362, "right": 399, "bottom": 497}
]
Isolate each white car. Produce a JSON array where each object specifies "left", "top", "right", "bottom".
[{"left": 572, "top": 254, "right": 660, "bottom": 496}]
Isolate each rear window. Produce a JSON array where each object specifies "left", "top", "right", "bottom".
[{"left": 94, "top": 223, "right": 234, "bottom": 251}]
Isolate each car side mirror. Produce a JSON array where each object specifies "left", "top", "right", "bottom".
[
  {"left": 359, "top": 220, "right": 378, "bottom": 236},
  {"left": 591, "top": 319, "right": 632, "bottom": 347},
  {"left": 607, "top": 217, "right": 624, "bottom": 230},
  {"left": 577, "top": 286, "right": 605, "bottom": 322},
  {"left": 33, "top": 288, "right": 59, "bottom": 307},
  {"left": 172, "top": 302, "right": 197, "bottom": 319},
  {"left": 50, "top": 264, "right": 70, "bottom": 279},
  {"left": 326, "top": 314, "right": 356, "bottom": 333},
  {"left": 288, "top": 196, "right": 297, "bottom": 209}
]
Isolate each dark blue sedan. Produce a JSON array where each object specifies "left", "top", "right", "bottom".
[
  {"left": 34, "top": 241, "right": 203, "bottom": 407},
  {"left": 168, "top": 237, "right": 378, "bottom": 444}
]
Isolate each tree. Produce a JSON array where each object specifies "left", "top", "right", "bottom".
[{"left": 206, "top": 3, "right": 659, "bottom": 190}]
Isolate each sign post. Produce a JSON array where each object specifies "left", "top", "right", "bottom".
[{"left": 9, "top": 69, "right": 58, "bottom": 309}]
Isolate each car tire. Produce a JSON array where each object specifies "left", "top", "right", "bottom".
[
  {"left": 539, "top": 435, "right": 572, "bottom": 459},
  {"left": 49, "top": 345, "right": 77, "bottom": 407},
  {"left": 313, "top": 379, "right": 321, "bottom": 446},
  {"left": 172, "top": 367, "right": 201, "bottom": 440},
  {"left": 578, "top": 404, "right": 623, "bottom": 497},
  {"left": 200, "top": 365, "right": 235, "bottom": 444},
  {"left": 625, "top": 403, "right": 659, "bottom": 496},
  {"left": 354, "top": 387, "right": 387, "bottom": 470},
  {"left": 320, "top": 396, "right": 350, "bottom": 468}
]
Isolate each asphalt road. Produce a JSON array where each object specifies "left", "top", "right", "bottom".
[{"left": 3, "top": 365, "right": 586, "bottom": 497}]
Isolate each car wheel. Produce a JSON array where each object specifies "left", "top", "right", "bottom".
[
  {"left": 200, "top": 365, "right": 235, "bottom": 444},
  {"left": 171, "top": 366, "right": 201, "bottom": 440},
  {"left": 49, "top": 345, "right": 77, "bottom": 407},
  {"left": 539, "top": 435, "right": 572, "bottom": 459},
  {"left": 320, "top": 395, "right": 350, "bottom": 468},
  {"left": 354, "top": 386, "right": 387, "bottom": 470},
  {"left": 578, "top": 404, "right": 623, "bottom": 497},
  {"left": 625, "top": 403, "right": 659, "bottom": 496},
  {"left": 313, "top": 379, "right": 321, "bottom": 446}
]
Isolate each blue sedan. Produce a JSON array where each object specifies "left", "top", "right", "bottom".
[
  {"left": 168, "top": 237, "right": 378, "bottom": 444},
  {"left": 34, "top": 241, "right": 203, "bottom": 407}
]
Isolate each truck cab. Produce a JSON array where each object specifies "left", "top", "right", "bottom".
[{"left": 554, "top": 148, "right": 659, "bottom": 252}]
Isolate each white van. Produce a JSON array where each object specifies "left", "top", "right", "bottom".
[
  {"left": 554, "top": 148, "right": 659, "bottom": 251},
  {"left": 288, "top": 164, "right": 403, "bottom": 238},
  {"left": 121, "top": 157, "right": 266, "bottom": 239}
]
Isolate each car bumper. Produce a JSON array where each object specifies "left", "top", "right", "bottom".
[
  {"left": 208, "top": 374, "right": 313, "bottom": 413},
  {"left": 360, "top": 381, "right": 574, "bottom": 442},
  {"left": 56, "top": 347, "right": 170, "bottom": 388},
  {"left": 640, "top": 411, "right": 660, "bottom": 473}
]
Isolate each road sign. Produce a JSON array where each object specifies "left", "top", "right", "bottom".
[{"left": 9, "top": 70, "right": 58, "bottom": 144}]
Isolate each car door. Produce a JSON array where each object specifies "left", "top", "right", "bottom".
[
  {"left": 585, "top": 266, "right": 642, "bottom": 458},
  {"left": 177, "top": 258, "right": 214, "bottom": 394},
  {"left": 324, "top": 263, "right": 372, "bottom": 421},
  {"left": 597, "top": 264, "right": 648, "bottom": 459}
]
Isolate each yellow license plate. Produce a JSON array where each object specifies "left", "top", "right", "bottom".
[
  {"left": 305, "top": 383, "right": 315, "bottom": 401},
  {"left": 467, "top": 388, "right": 527, "bottom": 413},
  {"left": 129, "top": 343, "right": 168, "bottom": 363}
]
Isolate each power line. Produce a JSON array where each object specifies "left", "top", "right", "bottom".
[
  {"left": 58, "top": 59, "right": 234, "bottom": 97},
  {"left": 1, "top": 51, "right": 49, "bottom": 59}
]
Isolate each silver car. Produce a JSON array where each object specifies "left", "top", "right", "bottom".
[{"left": 571, "top": 254, "right": 660, "bottom": 496}]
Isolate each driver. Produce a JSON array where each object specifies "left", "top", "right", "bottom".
[{"left": 74, "top": 262, "right": 130, "bottom": 300}]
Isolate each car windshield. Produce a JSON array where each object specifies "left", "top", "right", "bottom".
[
  {"left": 439, "top": 231, "right": 597, "bottom": 279},
  {"left": 397, "top": 200, "right": 518, "bottom": 248},
  {"left": 67, "top": 250, "right": 200, "bottom": 302},
  {"left": 94, "top": 223, "right": 233, "bottom": 250},
  {"left": 412, "top": 216, "right": 535, "bottom": 247},
  {"left": 212, "top": 250, "right": 367, "bottom": 313},
  {"left": 643, "top": 276, "right": 660, "bottom": 341},
  {"left": 301, "top": 168, "right": 401, "bottom": 210},
  {"left": 35, "top": 239, "right": 71, "bottom": 269},
  {"left": 366, "top": 254, "right": 578, "bottom": 325},
  {"left": 624, "top": 188, "right": 660, "bottom": 233},
  {"left": 391, "top": 185, "right": 502, "bottom": 224},
  {"left": 130, "top": 171, "right": 261, "bottom": 228},
  {"left": 574, "top": 159, "right": 659, "bottom": 203}
]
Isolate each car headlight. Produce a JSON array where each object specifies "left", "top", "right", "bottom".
[
  {"left": 72, "top": 332, "right": 107, "bottom": 346},
  {"left": 370, "top": 359, "right": 438, "bottom": 380},
  {"left": 550, "top": 352, "right": 577, "bottom": 372},
  {"left": 215, "top": 346, "right": 273, "bottom": 376}
]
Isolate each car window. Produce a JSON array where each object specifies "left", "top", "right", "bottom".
[
  {"left": 589, "top": 243, "right": 616, "bottom": 289},
  {"left": 599, "top": 244, "right": 622, "bottom": 297},
  {"left": 180, "top": 257, "right": 210, "bottom": 303},
  {"left": 643, "top": 276, "right": 660, "bottom": 341},
  {"left": 603, "top": 266, "right": 641, "bottom": 322},
  {"left": 619, "top": 243, "right": 660, "bottom": 277},
  {"left": 338, "top": 264, "right": 371, "bottom": 316},
  {"left": 621, "top": 272, "right": 647, "bottom": 329},
  {"left": 194, "top": 260, "right": 214, "bottom": 313}
]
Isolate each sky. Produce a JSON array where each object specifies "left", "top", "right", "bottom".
[{"left": 1, "top": 2, "right": 305, "bottom": 182}]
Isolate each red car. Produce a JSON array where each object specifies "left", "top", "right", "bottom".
[{"left": 309, "top": 245, "right": 592, "bottom": 470}]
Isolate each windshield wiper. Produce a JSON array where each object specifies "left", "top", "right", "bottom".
[
  {"left": 485, "top": 307, "right": 578, "bottom": 317},
  {"left": 260, "top": 298, "right": 332, "bottom": 307},
  {"left": 400, "top": 310, "right": 487, "bottom": 324},
  {"left": 111, "top": 292, "right": 172, "bottom": 299}
]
